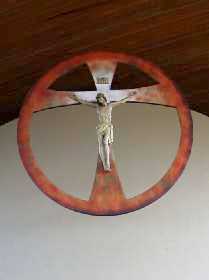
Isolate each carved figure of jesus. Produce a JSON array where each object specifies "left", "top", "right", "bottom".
[{"left": 72, "top": 92, "right": 135, "bottom": 171}]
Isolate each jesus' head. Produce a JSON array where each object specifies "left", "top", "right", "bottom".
[{"left": 96, "top": 93, "right": 107, "bottom": 106}]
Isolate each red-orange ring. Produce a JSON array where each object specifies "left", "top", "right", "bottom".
[{"left": 17, "top": 51, "right": 193, "bottom": 215}]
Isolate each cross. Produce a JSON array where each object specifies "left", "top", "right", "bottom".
[{"left": 30, "top": 59, "right": 176, "bottom": 214}]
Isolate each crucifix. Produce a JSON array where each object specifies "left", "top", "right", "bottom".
[
  {"left": 72, "top": 90, "right": 136, "bottom": 171},
  {"left": 17, "top": 52, "right": 193, "bottom": 216}
]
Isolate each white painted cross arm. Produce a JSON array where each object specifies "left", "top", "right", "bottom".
[{"left": 33, "top": 84, "right": 176, "bottom": 112}]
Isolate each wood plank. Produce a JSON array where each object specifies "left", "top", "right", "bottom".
[{"left": 0, "top": 0, "right": 209, "bottom": 124}]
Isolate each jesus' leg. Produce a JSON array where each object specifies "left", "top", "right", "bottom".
[
  {"left": 103, "top": 134, "right": 111, "bottom": 171},
  {"left": 98, "top": 134, "right": 104, "bottom": 165},
  {"left": 98, "top": 135, "right": 110, "bottom": 171}
]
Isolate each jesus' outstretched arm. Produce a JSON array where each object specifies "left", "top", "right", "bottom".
[
  {"left": 111, "top": 91, "right": 137, "bottom": 108},
  {"left": 71, "top": 93, "right": 97, "bottom": 108}
]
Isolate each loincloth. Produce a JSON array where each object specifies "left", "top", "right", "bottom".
[{"left": 96, "top": 123, "right": 113, "bottom": 144}]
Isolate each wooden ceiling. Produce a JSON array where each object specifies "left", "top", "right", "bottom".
[{"left": 1, "top": 0, "right": 209, "bottom": 125}]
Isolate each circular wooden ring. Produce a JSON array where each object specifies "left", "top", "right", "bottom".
[{"left": 17, "top": 51, "right": 193, "bottom": 215}]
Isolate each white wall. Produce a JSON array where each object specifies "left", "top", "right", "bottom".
[{"left": 1, "top": 103, "right": 209, "bottom": 279}]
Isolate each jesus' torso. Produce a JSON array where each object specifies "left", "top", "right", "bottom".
[
  {"left": 96, "top": 104, "right": 112, "bottom": 125},
  {"left": 96, "top": 104, "right": 113, "bottom": 138}
]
